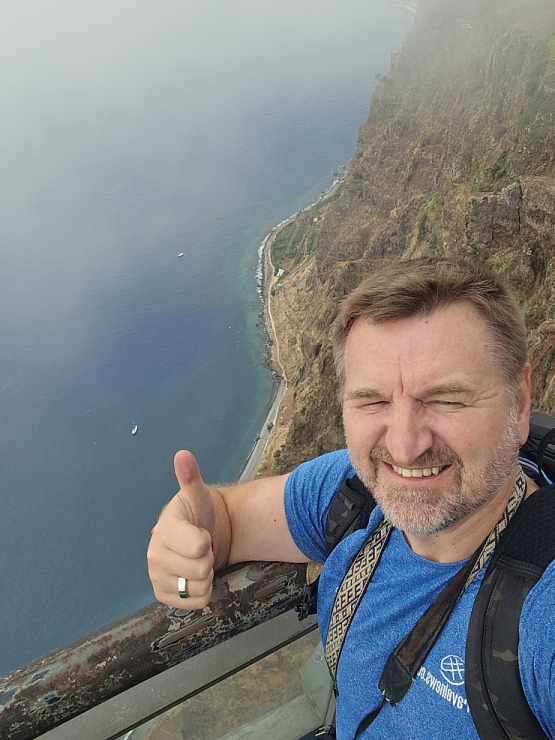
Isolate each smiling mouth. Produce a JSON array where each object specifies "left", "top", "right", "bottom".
[{"left": 391, "top": 464, "right": 447, "bottom": 478}]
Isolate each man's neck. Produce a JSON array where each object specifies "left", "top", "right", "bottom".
[{"left": 404, "top": 471, "right": 538, "bottom": 563}]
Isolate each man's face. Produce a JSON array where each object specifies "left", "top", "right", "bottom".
[{"left": 342, "top": 302, "right": 530, "bottom": 536}]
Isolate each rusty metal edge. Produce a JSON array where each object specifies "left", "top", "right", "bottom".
[
  {"left": 0, "top": 561, "right": 307, "bottom": 740},
  {"left": 42, "top": 609, "right": 320, "bottom": 740}
]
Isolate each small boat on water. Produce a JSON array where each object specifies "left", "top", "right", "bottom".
[
  {"left": 131, "top": 423, "right": 138, "bottom": 436},
  {"left": 177, "top": 252, "right": 185, "bottom": 257}
]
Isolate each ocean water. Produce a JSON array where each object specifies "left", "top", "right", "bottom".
[{"left": 0, "top": 0, "right": 412, "bottom": 673}]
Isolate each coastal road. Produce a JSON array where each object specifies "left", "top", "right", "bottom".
[{"left": 238, "top": 381, "right": 285, "bottom": 481}]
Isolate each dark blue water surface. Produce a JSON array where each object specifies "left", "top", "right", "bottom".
[{"left": 0, "top": 0, "right": 411, "bottom": 672}]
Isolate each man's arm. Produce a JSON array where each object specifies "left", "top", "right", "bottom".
[{"left": 147, "top": 450, "right": 308, "bottom": 610}]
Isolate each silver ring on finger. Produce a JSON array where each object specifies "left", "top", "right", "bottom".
[{"left": 177, "top": 576, "right": 188, "bottom": 599}]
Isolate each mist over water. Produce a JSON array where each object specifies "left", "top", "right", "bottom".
[{"left": 0, "top": 0, "right": 411, "bottom": 672}]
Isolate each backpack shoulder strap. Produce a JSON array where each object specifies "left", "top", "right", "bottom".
[
  {"left": 325, "top": 475, "right": 376, "bottom": 556},
  {"left": 520, "top": 411, "right": 555, "bottom": 486},
  {"left": 465, "top": 484, "right": 555, "bottom": 739},
  {"left": 296, "top": 475, "right": 375, "bottom": 620}
]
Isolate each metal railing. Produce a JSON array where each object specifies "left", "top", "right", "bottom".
[{"left": 0, "top": 561, "right": 313, "bottom": 739}]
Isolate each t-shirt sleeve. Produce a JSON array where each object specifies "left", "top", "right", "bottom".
[
  {"left": 284, "top": 449, "right": 355, "bottom": 564},
  {"left": 519, "top": 559, "right": 555, "bottom": 737}
]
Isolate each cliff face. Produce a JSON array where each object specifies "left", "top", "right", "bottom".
[{"left": 260, "top": 0, "right": 555, "bottom": 476}]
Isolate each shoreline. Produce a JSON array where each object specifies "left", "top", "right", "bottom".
[
  {"left": 237, "top": 380, "right": 285, "bottom": 481},
  {"left": 237, "top": 173, "right": 345, "bottom": 481},
  {"left": 237, "top": 215, "right": 290, "bottom": 481}
]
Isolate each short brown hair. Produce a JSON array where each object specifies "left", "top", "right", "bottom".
[{"left": 332, "top": 258, "right": 528, "bottom": 396}]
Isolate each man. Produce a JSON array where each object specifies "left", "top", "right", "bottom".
[{"left": 148, "top": 259, "right": 555, "bottom": 738}]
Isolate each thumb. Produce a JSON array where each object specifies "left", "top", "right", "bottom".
[{"left": 174, "top": 450, "right": 216, "bottom": 536}]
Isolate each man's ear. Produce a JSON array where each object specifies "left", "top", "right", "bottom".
[{"left": 517, "top": 363, "right": 532, "bottom": 445}]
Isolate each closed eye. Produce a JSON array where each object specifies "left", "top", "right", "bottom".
[
  {"left": 344, "top": 388, "right": 390, "bottom": 409},
  {"left": 426, "top": 399, "right": 465, "bottom": 408},
  {"left": 361, "top": 400, "right": 390, "bottom": 410}
]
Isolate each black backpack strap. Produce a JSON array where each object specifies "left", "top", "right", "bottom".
[
  {"left": 465, "top": 485, "right": 555, "bottom": 739},
  {"left": 536, "top": 426, "right": 555, "bottom": 486},
  {"left": 325, "top": 476, "right": 376, "bottom": 556},
  {"left": 296, "top": 476, "right": 375, "bottom": 620},
  {"left": 354, "top": 553, "right": 481, "bottom": 737},
  {"left": 520, "top": 411, "right": 555, "bottom": 486}
]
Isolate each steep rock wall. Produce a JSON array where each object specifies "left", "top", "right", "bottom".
[{"left": 260, "top": 0, "right": 555, "bottom": 475}]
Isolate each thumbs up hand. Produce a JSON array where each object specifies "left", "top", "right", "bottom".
[
  {"left": 147, "top": 451, "right": 218, "bottom": 610},
  {"left": 148, "top": 449, "right": 301, "bottom": 609},
  {"left": 173, "top": 450, "right": 217, "bottom": 539}
]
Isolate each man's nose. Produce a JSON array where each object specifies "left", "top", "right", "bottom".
[{"left": 385, "top": 402, "right": 433, "bottom": 466}]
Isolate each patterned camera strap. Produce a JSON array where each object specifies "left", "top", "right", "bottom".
[{"left": 324, "top": 468, "right": 527, "bottom": 688}]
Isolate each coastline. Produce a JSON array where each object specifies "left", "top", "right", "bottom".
[
  {"left": 237, "top": 380, "right": 285, "bottom": 481},
  {"left": 237, "top": 173, "right": 345, "bottom": 481},
  {"left": 237, "top": 216, "right": 290, "bottom": 481}
]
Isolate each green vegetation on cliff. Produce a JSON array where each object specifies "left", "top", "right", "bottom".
[{"left": 262, "top": 0, "right": 555, "bottom": 475}]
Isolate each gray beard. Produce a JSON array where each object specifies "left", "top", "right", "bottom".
[{"left": 352, "top": 411, "right": 521, "bottom": 535}]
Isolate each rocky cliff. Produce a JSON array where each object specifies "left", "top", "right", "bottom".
[{"left": 260, "top": 0, "right": 555, "bottom": 476}]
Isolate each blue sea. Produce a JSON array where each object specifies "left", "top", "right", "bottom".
[{"left": 0, "top": 0, "right": 412, "bottom": 673}]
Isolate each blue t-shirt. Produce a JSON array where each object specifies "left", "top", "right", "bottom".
[{"left": 284, "top": 449, "right": 555, "bottom": 739}]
